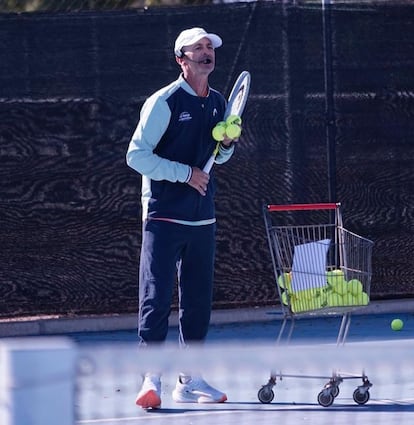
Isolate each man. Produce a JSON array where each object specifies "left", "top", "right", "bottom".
[{"left": 126, "top": 27, "right": 236, "bottom": 409}]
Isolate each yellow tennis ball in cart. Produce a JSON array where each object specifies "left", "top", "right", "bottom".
[
  {"left": 225, "top": 123, "right": 241, "bottom": 139},
  {"left": 391, "top": 318, "right": 403, "bottom": 331},
  {"left": 348, "top": 279, "right": 363, "bottom": 296},
  {"left": 326, "top": 269, "right": 344, "bottom": 287},
  {"left": 281, "top": 291, "right": 289, "bottom": 306},
  {"left": 327, "top": 292, "right": 343, "bottom": 307},
  {"left": 342, "top": 292, "right": 356, "bottom": 306},
  {"left": 354, "top": 291, "right": 369, "bottom": 305},
  {"left": 332, "top": 279, "right": 348, "bottom": 296},
  {"left": 277, "top": 272, "right": 292, "bottom": 290}
]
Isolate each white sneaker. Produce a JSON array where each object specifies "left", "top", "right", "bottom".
[
  {"left": 172, "top": 375, "right": 227, "bottom": 404},
  {"left": 135, "top": 374, "right": 162, "bottom": 409}
]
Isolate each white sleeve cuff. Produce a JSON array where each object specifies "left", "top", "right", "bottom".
[{"left": 184, "top": 166, "right": 193, "bottom": 183}]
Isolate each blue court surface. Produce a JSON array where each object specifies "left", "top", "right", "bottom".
[
  {"left": 70, "top": 311, "right": 414, "bottom": 345},
  {"left": 67, "top": 308, "right": 414, "bottom": 425}
]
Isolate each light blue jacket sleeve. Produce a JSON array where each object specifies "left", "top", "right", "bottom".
[
  {"left": 126, "top": 94, "right": 192, "bottom": 183},
  {"left": 215, "top": 142, "right": 235, "bottom": 164}
]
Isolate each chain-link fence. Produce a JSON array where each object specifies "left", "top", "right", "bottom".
[
  {"left": 1, "top": 0, "right": 413, "bottom": 318},
  {"left": 0, "top": 0, "right": 219, "bottom": 13},
  {"left": 3, "top": 0, "right": 414, "bottom": 14}
]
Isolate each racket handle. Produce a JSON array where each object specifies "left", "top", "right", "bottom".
[{"left": 202, "top": 154, "right": 215, "bottom": 173}]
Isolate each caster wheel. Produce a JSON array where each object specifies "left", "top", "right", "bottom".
[
  {"left": 331, "top": 385, "right": 340, "bottom": 398},
  {"left": 318, "top": 390, "right": 334, "bottom": 407},
  {"left": 258, "top": 386, "right": 274, "bottom": 404},
  {"left": 353, "top": 388, "right": 370, "bottom": 405}
]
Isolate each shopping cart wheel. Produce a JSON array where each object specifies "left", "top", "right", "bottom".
[
  {"left": 317, "top": 390, "right": 334, "bottom": 407},
  {"left": 258, "top": 386, "right": 274, "bottom": 404},
  {"left": 353, "top": 388, "right": 370, "bottom": 405},
  {"left": 331, "top": 385, "right": 340, "bottom": 398}
]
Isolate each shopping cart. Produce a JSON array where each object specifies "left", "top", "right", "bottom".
[{"left": 258, "top": 202, "right": 374, "bottom": 407}]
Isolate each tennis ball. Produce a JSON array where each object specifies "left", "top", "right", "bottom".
[
  {"left": 342, "top": 292, "right": 356, "bottom": 306},
  {"left": 326, "top": 293, "right": 343, "bottom": 307},
  {"left": 391, "top": 318, "right": 403, "bottom": 331},
  {"left": 291, "top": 299, "right": 308, "bottom": 313},
  {"left": 290, "top": 300, "right": 299, "bottom": 313},
  {"left": 354, "top": 291, "right": 369, "bottom": 305},
  {"left": 332, "top": 280, "right": 348, "bottom": 296},
  {"left": 326, "top": 269, "right": 344, "bottom": 287},
  {"left": 348, "top": 279, "right": 363, "bottom": 296},
  {"left": 226, "top": 114, "right": 242, "bottom": 126},
  {"left": 212, "top": 122, "right": 226, "bottom": 141},
  {"left": 277, "top": 272, "right": 292, "bottom": 290},
  {"left": 225, "top": 123, "right": 241, "bottom": 139}
]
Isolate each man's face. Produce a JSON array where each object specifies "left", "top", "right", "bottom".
[{"left": 178, "top": 37, "right": 216, "bottom": 76}]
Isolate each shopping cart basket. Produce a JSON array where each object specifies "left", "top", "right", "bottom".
[{"left": 258, "top": 202, "right": 374, "bottom": 407}]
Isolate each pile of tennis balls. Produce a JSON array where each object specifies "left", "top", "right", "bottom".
[
  {"left": 277, "top": 269, "right": 369, "bottom": 313},
  {"left": 212, "top": 115, "right": 242, "bottom": 141}
]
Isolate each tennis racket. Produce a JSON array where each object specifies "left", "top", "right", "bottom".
[{"left": 203, "top": 70, "right": 251, "bottom": 173}]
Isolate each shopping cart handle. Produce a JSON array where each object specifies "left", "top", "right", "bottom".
[{"left": 266, "top": 203, "right": 340, "bottom": 212}]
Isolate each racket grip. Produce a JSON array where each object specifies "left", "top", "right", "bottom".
[{"left": 202, "top": 154, "right": 215, "bottom": 173}]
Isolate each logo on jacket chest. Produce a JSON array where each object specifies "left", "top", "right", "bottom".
[
  {"left": 178, "top": 112, "right": 192, "bottom": 122},
  {"left": 178, "top": 106, "right": 217, "bottom": 123}
]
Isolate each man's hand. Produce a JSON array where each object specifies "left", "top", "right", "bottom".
[
  {"left": 187, "top": 167, "right": 210, "bottom": 196},
  {"left": 221, "top": 133, "right": 238, "bottom": 147}
]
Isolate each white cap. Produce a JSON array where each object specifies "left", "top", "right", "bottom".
[{"left": 174, "top": 27, "right": 222, "bottom": 57}]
